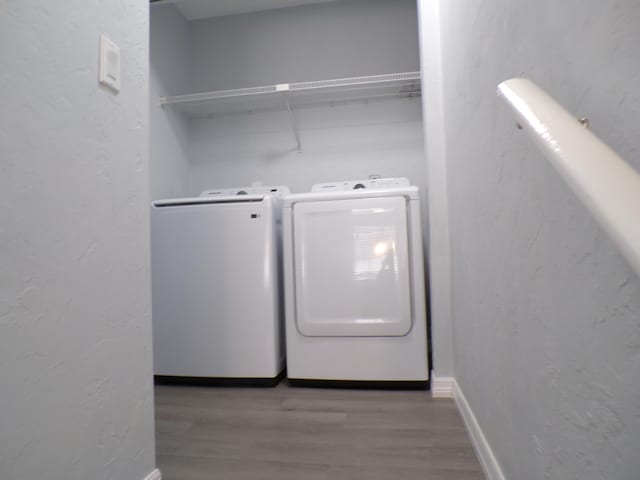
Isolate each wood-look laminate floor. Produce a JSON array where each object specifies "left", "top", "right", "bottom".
[{"left": 155, "top": 383, "right": 485, "bottom": 480}]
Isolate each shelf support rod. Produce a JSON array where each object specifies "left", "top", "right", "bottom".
[{"left": 283, "top": 93, "right": 302, "bottom": 152}]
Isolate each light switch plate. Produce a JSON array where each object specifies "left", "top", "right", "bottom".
[{"left": 99, "top": 34, "right": 120, "bottom": 92}]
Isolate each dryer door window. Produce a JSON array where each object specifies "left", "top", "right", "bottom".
[{"left": 292, "top": 196, "right": 412, "bottom": 337}]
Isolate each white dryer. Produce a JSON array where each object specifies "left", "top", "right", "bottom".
[
  {"left": 151, "top": 185, "right": 289, "bottom": 385},
  {"left": 282, "top": 178, "right": 429, "bottom": 387}
]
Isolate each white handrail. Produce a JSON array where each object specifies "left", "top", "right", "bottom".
[{"left": 497, "top": 78, "right": 640, "bottom": 277}]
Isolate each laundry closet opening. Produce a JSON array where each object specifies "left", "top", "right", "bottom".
[
  {"left": 149, "top": 0, "right": 427, "bottom": 209},
  {"left": 148, "top": 1, "right": 451, "bottom": 476},
  {"left": 149, "top": 0, "right": 430, "bottom": 367},
  {"left": 148, "top": 0, "right": 431, "bottom": 373}
]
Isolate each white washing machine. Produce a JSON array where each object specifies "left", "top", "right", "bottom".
[
  {"left": 150, "top": 185, "right": 289, "bottom": 385},
  {"left": 282, "top": 178, "right": 429, "bottom": 387}
]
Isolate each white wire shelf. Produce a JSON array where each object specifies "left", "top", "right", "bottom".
[{"left": 159, "top": 71, "right": 422, "bottom": 118}]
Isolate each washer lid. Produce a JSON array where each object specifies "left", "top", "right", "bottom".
[
  {"left": 292, "top": 195, "right": 412, "bottom": 337},
  {"left": 152, "top": 195, "right": 265, "bottom": 208}
]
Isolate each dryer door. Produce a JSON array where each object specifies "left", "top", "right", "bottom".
[{"left": 292, "top": 196, "right": 412, "bottom": 337}]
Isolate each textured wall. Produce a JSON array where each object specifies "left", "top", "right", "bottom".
[
  {"left": 150, "top": 3, "right": 191, "bottom": 200},
  {"left": 0, "top": 2, "right": 156, "bottom": 480},
  {"left": 430, "top": 0, "right": 640, "bottom": 478}
]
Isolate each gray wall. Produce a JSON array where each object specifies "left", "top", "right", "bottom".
[
  {"left": 147, "top": 0, "right": 425, "bottom": 198},
  {"left": 425, "top": 0, "right": 640, "bottom": 477},
  {"left": 189, "top": 0, "right": 421, "bottom": 91},
  {"left": 0, "top": 2, "right": 156, "bottom": 480},
  {"left": 150, "top": 4, "right": 191, "bottom": 199},
  {"left": 187, "top": 99, "right": 425, "bottom": 196},
  {"left": 183, "top": 0, "right": 427, "bottom": 214}
]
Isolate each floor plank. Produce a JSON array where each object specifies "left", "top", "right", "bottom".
[{"left": 155, "top": 383, "right": 485, "bottom": 480}]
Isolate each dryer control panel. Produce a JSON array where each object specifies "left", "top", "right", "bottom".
[
  {"left": 200, "top": 185, "right": 291, "bottom": 197},
  {"left": 311, "top": 178, "right": 410, "bottom": 192}
]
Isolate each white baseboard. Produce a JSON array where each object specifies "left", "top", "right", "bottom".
[
  {"left": 453, "top": 379, "right": 506, "bottom": 480},
  {"left": 430, "top": 371, "right": 455, "bottom": 398},
  {"left": 143, "top": 468, "right": 161, "bottom": 480}
]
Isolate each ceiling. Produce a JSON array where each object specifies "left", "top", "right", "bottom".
[{"left": 153, "top": 0, "right": 343, "bottom": 21}]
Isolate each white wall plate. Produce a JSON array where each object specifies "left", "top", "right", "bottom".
[{"left": 99, "top": 34, "right": 121, "bottom": 92}]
